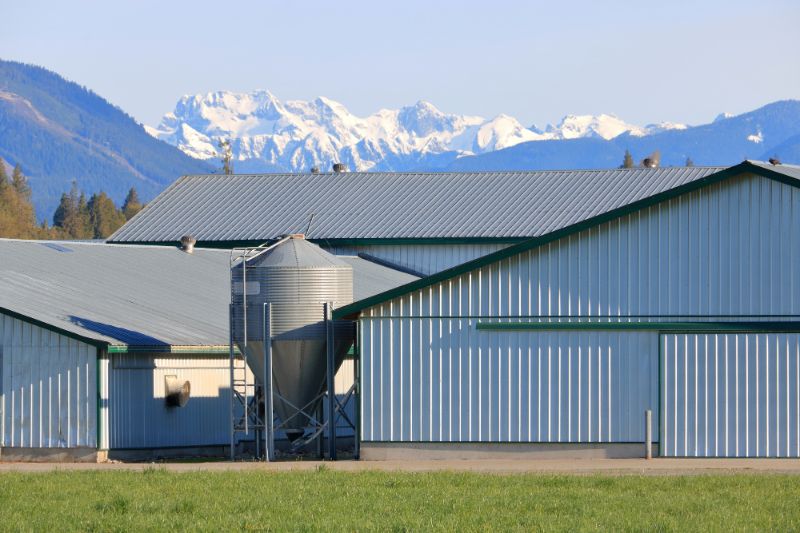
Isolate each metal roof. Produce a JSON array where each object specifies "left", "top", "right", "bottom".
[
  {"left": 108, "top": 166, "right": 728, "bottom": 244},
  {"left": 0, "top": 240, "right": 417, "bottom": 347},
  {"left": 333, "top": 161, "right": 800, "bottom": 319}
]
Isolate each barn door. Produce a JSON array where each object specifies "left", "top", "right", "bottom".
[{"left": 661, "top": 332, "right": 800, "bottom": 457}]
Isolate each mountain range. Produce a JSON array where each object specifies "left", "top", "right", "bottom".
[
  {"left": 148, "top": 90, "right": 800, "bottom": 173},
  {"left": 1, "top": 59, "right": 798, "bottom": 218},
  {"left": 0, "top": 60, "right": 211, "bottom": 219}
]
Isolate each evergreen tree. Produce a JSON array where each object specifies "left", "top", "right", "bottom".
[
  {"left": 621, "top": 149, "right": 634, "bottom": 168},
  {"left": 122, "top": 187, "right": 143, "bottom": 220},
  {"left": 218, "top": 138, "right": 233, "bottom": 175},
  {"left": 0, "top": 167, "right": 38, "bottom": 238},
  {"left": 685, "top": 157, "right": 694, "bottom": 167},
  {"left": 11, "top": 164, "right": 31, "bottom": 201},
  {"left": 52, "top": 182, "right": 93, "bottom": 239},
  {"left": 88, "top": 191, "right": 127, "bottom": 238}
]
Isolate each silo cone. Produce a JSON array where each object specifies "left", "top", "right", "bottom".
[{"left": 231, "top": 236, "right": 354, "bottom": 442}]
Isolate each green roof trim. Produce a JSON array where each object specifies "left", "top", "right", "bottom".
[
  {"left": 333, "top": 161, "right": 800, "bottom": 320},
  {"left": 476, "top": 321, "right": 800, "bottom": 332},
  {"left": 107, "top": 344, "right": 237, "bottom": 354},
  {"left": 0, "top": 306, "right": 109, "bottom": 349}
]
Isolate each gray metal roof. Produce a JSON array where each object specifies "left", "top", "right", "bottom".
[
  {"left": 0, "top": 240, "right": 416, "bottom": 347},
  {"left": 746, "top": 160, "right": 800, "bottom": 180},
  {"left": 108, "top": 166, "right": 728, "bottom": 243}
]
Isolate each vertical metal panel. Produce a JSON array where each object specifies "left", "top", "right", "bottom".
[
  {"left": 358, "top": 174, "right": 800, "bottom": 445},
  {"left": 361, "top": 325, "right": 657, "bottom": 443},
  {"left": 105, "top": 354, "right": 239, "bottom": 449},
  {"left": 368, "top": 175, "right": 800, "bottom": 319},
  {"left": 0, "top": 314, "right": 96, "bottom": 448},
  {"left": 328, "top": 243, "right": 511, "bottom": 276},
  {"left": 102, "top": 353, "right": 357, "bottom": 448},
  {"left": 662, "top": 333, "right": 800, "bottom": 457}
]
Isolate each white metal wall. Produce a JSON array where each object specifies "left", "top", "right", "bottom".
[
  {"left": 100, "top": 353, "right": 237, "bottom": 449},
  {"left": 327, "top": 243, "right": 511, "bottom": 276},
  {"left": 361, "top": 323, "right": 657, "bottom": 442},
  {"left": 358, "top": 174, "right": 800, "bottom": 444},
  {"left": 99, "top": 353, "right": 357, "bottom": 449},
  {"left": 363, "top": 174, "right": 800, "bottom": 320},
  {"left": 0, "top": 314, "right": 96, "bottom": 448},
  {"left": 662, "top": 332, "right": 800, "bottom": 457}
]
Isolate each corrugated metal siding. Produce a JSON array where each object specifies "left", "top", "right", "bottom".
[
  {"left": 100, "top": 354, "right": 356, "bottom": 449},
  {"left": 102, "top": 353, "right": 236, "bottom": 449},
  {"left": 662, "top": 333, "right": 800, "bottom": 458},
  {"left": 0, "top": 314, "right": 96, "bottom": 448},
  {"left": 366, "top": 174, "right": 800, "bottom": 319},
  {"left": 330, "top": 243, "right": 511, "bottom": 276},
  {"left": 109, "top": 167, "right": 726, "bottom": 243},
  {"left": 361, "top": 324, "right": 657, "bottom": 442}
]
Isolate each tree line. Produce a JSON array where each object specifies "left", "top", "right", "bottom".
[{"left": 0, "top": 163, "right": 142, "bottom": 239}]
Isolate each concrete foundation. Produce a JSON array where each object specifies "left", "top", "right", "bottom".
[
  {"left": 0, "top": 447, "right": 101, "bottom": 463},
  {"left": 361, "top": 442, "right": 660, "bottom": 460}
]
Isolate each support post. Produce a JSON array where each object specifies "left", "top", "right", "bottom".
[
  {"left": 264, "top": 302, "right": 274, "bottom": 461},
  {"left": 316, "top": 401, "right": 324, "bottom": 459},
  {"left": 325, "top": 302, "right": 337, "bottom": 460},
  {"left": 229, "top": 304, "right": 235, "bottom": 461},
  {"left": 645, "top": 409, "right": 652, "bottom": 460},
  {"left": 353, "top": 322, "right": 360, "bottom": 460}
]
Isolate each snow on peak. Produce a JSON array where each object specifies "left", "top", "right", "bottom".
[
  {"left": 546, "top": 114, "right": 646, "bottom": 140},
  {"left": 147, "top": 91, "right": 693, "bottom": 171},
  {"left": 714, "top": 112, "right": 734, "bottom": 123}
]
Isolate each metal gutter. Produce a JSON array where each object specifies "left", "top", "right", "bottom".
[{"left": 475, "top": 321, "right": 800, "bottom": 332}]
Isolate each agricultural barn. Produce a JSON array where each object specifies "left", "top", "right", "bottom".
[
  {"left": 331, "top": 160, "right": 800, "bottom": 459},
  {"left": 107, "top": 165, "right": 733, "bottom": 276},
  {"left": 0, "top": 240, "right": 414, "bottom": 461}
]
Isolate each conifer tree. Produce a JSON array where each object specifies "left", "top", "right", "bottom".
[
  {"left": 88, "top": 191, "right": 127, "bottom": 238},
  {"left": 0, "top": 163, "right": 38, "bottom": 238},
  {"left": 621, "top": 149, "right": 634, "bottom": 168},
  {"left": 122, "top": 187, "right": 143, "bottom": 220},
  {"left": 685, "top": 157, "right": 694, "bottom": 167},
  {"left": 218, "top": 139, "right": 233, "bottom": 175},
  {"left": 11, "top": 164, "right": 31, "bottom": 201},
  {"left": 53, "top": 182, "right": 93, "bottom": 239}
]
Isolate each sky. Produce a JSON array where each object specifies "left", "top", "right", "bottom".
[{"left": 3, "top": 0, "right": 799, "bottom": 128}]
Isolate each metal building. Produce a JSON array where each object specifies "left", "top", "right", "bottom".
[
  {"left": 108, "top": 166, "right": 727, "bottom": 276},
  {"left": 0, "top": 239, "right": 415, "bottom": 460},
  {"left": 334, "top": 161, "right": 800, "bottom": 458}
]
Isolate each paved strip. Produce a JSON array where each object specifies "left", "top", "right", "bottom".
[{"left": 1, "top": 458, "right": 799, "bottom": 475}]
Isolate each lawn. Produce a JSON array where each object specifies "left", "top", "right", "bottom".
[{"left": 0, "top": 469, "right": 797, "bottom": 531}]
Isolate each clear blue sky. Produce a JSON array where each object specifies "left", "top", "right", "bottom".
[{"left": 4, "top": 0, "right": 799, "bottom": 127}]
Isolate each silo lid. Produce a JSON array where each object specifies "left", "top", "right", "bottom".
[{"left": 245, "top": 236, "right": 352, "bottom": 269}]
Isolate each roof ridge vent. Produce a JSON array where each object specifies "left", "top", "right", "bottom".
[{"left": 180, "top": 235, "right": 197, "bottom": 254}]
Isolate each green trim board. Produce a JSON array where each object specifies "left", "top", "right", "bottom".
[
  {"left": 333, "top": 161, "right": 800, "bottom": 320},
  {"left": 475, "top": 321, "right": 800, "bottom": 332},
  {"left": 107, "top": 344, "right": 237, "bottom": 354}
]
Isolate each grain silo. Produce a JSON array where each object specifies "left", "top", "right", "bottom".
[{"left": 230, "top": 235, "right": 354, "bottom": 459}]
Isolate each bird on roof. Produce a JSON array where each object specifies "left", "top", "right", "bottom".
[{"left": 769, "top": 157, "right": 781, "bottom": 165}]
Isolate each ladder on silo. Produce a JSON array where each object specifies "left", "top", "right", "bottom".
[{"left": 229, "top": 347, "right": 265, "bottom": 459}]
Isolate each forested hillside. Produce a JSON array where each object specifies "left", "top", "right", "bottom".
[{"left": 0, "top": 60, "right": 211, "bottom": 218}]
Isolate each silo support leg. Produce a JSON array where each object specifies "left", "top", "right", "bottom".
[
  {"left": 264, "top": 302, "right": 275, "bottom": 462},
  {"left": 325, "top": 303, "right": 337, "bottom": 460}
]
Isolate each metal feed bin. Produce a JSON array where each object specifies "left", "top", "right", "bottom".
[{"left": 230, "top": 235, "right": 355, "bottom": 459}]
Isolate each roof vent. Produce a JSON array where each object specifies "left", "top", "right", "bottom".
[
  {"left": 180, "top": 235, "right": 197, "bottom": 254},
  {"left": 332, "top": 163, "right": 347, "bottom": 173}
]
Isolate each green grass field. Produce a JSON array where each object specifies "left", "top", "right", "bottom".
[{"left": 0, "top": 469, "right": 798, "bottom": 531}]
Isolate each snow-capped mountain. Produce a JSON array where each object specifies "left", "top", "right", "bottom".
[{"left": 147, "top": 90, "right": 687, "bottom": 172}]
